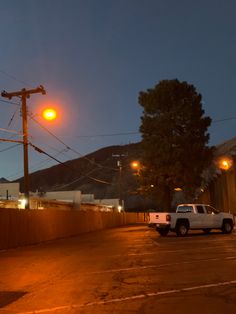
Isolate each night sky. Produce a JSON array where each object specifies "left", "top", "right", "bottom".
[{"left": 0, "top": 0, "right": 236, "bottom": 180}]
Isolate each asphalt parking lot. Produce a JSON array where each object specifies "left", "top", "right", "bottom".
[{"left": 1, "top": 225, "right": 236, "bottom": 313}]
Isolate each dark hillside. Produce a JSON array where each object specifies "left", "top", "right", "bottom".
[{"left": 16, "top": 143, "right": 151, "bottom": 209}]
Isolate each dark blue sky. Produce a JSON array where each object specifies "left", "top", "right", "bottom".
[{"left": 0, "top": 0, "right": 236, "bottom": 180}]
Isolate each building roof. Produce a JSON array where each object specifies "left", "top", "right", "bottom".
[{"left": 215, "top": 136, "right": 236, "bottom": 156}]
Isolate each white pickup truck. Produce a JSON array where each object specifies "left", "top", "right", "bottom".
[{"left": 149, "top": 204, "right": 234, "bottom": 236}]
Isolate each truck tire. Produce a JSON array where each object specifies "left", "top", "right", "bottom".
[
  {"left": 176, "top": 222, "right": 189, "bottom": 237},
  {"left": 158, "top": 229, "right": 169, "bottom": 236},
  {"left": 222, "top": 220, "right": 233, "bottom": 234}
]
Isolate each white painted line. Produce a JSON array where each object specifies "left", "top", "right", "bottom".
[
  {"left": 87, "top": 255, "right": 236, "bottom": 275},
  {"left": 112, "top": 252, "right": 158, "bottom": 257},
  {"left": 127, "top": 244, "right": 155, "bottom": 248},
  {"left": 111, "top": 245, "right": 236, "bottom": 257},
  {"left": 154, "top": 236, "right": 236, "bottom": 244},
  {"left": 18, "top": 280, "right": 236, "bottom": 314}
]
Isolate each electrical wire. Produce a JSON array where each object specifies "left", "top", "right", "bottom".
[
  {"left": 0, "top": 69, "right": 33, "bottom": 88},
  {"left": 0, "top": 143, "right": 21, "bottom": 153},
  {"left": 8, "top": 107, "right": 20, "bottom": 127},
  {"left": 28, "top": 116, "right": 236, "bottom": 141},
  {"left": 0, "top": 99, "right": 20, "bottom": 106},
  {"left": 212, "top": 117, "right": 236, "bottom": 123},
  {"left": 0, "top": 127, "right": 21, "bottom": 135},
  {"left": 29, "top": 142, "right": 112, "bottom": 185},
  {"left": 27, "top": 114, "right": 236, "bottom": 187},
  {"left": 46, "top": 166, "right": 111, "bottom": 191},
  {"left": 74, "top": 131, "right": 140, "bottom": 138},
  {"left": 29, "top": 148, "right": 69, "bottom": 173},
  {"left": 29, "top": 113, "right": 118, "bottom": 171}
]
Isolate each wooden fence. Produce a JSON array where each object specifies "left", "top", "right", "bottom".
[{"left": 0, "top": 207, "right": 147, "bottom": 250}]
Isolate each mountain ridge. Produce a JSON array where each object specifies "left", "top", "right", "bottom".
[{"left": 16, "top": 143, "right": 143, "bottom": 206}]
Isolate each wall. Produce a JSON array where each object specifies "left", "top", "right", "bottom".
[
  {"left": 198, "top": 161, "right": 236, "bottom": 214},
  {"left": 41, "top": 191, "right": 81, "bottom": 204},
  {"left": 0, "top": 207, "right": 147, "bottom": 250},
  {"left": 94, "top": 198, "right": 119, "bottom": 209},
  {"left": 81, "top": 194, "right": 94, "bottom": 203}
]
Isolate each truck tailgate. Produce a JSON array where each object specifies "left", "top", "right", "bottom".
[{"left": 149, "top": 212, "right": 171, "bottom": 225}]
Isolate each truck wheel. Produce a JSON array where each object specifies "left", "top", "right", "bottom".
[
  {"left": 158, "top": 229, "right": 169, "bottom": 236},
  {"left": 222, "top": 221, "right": 233, "bottom": 234},
  {"left": 176, "top": 222, "right": 188, "bottom": 237},
  {"left": 203, "top": 229, "right": 211, "bottom": 234}
]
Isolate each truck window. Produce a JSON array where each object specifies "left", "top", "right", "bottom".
[
  {"left": 205, "top": 205, "right": 220, "bottom": 214},
  {"left": 177, "top": 206, "right": 193, "bottom": 213},
  {"left": 196, "top": 205, "right": 205, "bottom": 214}
]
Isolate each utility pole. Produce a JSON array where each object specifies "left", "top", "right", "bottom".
[
  {"left": 112, "top": 153, "right": 128, "bottom": 210},
  {"left": 1, "top": 86, "right": 46, "bottom": 209}
]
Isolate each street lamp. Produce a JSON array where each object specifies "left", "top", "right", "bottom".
[
  {"left": 42, "top": 108, "right": 57, "bottom": 121},
  {"left": 131, "top": 161, "right": 141, "bottom": 177},
  {"left": 216, "top": 156, "right": 233, "bottom": 171},
  {"left": 131, "top": 161, "right": 140, "bottom": 169}
]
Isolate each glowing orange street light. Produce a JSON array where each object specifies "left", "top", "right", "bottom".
[
  {"left": 42, "top": 108, "right": 57, "bottom": 121},
  {"left": 217, "top": 156, "right": 233, "bottom": 171},
  {"left": 131, "top": 161, "right": 140, "bottom": 169}
]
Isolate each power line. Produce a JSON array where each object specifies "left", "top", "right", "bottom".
[
  {"left": 48, "top": 166, "right": 113, "bottom": 191},
  {"left": 0, "top": 98, "right": 20, "bottom": 106},
  {"left": 5, "top": 149, "right": 67, "bottom": 181},
  {"left": 0, "top": 127, "right": 21, "bottom": 135},
  {"left": 74, "top": 131, "right": 140, "bottom": 138},
  {"left": 212, "top": 117, "right": 236, "bottom": 123},
  {"left": 29, "top": 150, "right": 69, "bottom": 173},
  {"left": 29, "top": 113, "right": 118, "bottom": 171},
  {"left": 27, "top": 115, "right": 236, "bottom": 140},
  {"left": 0, "top": 143, "right": 21, "bottom": 153},
  {"left": 7, "top": 107, "right": 20, "bottom": 127},
  {"left": 29, "top": 142, "right": 112, "bottom": 185},
  {"left": 0, "top": 69, "right": 33, "bottom": 87}
]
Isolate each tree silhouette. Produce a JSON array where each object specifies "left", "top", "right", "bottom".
[{"left": 139, "top": 79, "right": 214, "bottom": 211}]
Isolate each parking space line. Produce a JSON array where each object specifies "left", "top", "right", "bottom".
[
  {"left": 18, "top": 280, "right": 236, "bottom": 313},
  {"left": 111, "top": 245, "right": 236, "bottom": 257},
  {"left": 151, "top": 236, "right": 236, "bottom": 245},
  {"left": 87, "top": 255, "right": 236, "bottom": 275}
]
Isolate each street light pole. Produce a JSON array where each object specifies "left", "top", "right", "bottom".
[
  {"left": 1, "top": 86, "right": 46, "bottom": 209},
  {"left": 117, "top": 160, "right": 122, "bottom": 208},
  {"left": 21, "top": 93, "right": 30, "bottom": 209},
  {"left": 112, "top": 153, "right": 128, "bottom": 210}
]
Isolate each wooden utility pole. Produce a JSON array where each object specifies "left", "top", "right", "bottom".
[{"left": 1, "top": 86, "right": 46, "bottom": 209}]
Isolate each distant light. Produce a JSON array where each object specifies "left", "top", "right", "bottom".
[
  {"left": 131, "top": 161, "right": 140, "bottom": 169},
  {"left": 217, "top": 156, "right": 233, "bottom": 171},
  {"left": 118, "top": 205, "right": 122, "bottom": 212},
  {"left": 150, "top": 184, "right": 154, "bottom": 188},
  {"left": 42, "top": 108, "right": 57, "bottom": 121},
  {"left": 18, "top": 198, "right": 27, "bottom": 209},
  {"left": 174, "top": 187, "right": 182, "bottom": 191}
]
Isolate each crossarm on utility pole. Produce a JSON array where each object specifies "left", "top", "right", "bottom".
[
  {"left": 1, "top": 85, "right": 46, "bottom": 99},
  {"left": 1, "top": 85, "right": 46, "bottom": 209},
  {"left": 0, "top": 138, "right": 23, "bottom": 144}
]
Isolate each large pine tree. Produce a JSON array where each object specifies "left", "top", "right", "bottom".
[{"left": 139, "top": 79, "right": 214, "bottom": 211}]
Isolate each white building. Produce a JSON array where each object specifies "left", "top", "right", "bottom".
[{"left": 0, "top": 183, "right": 19, "bottom": 200}]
